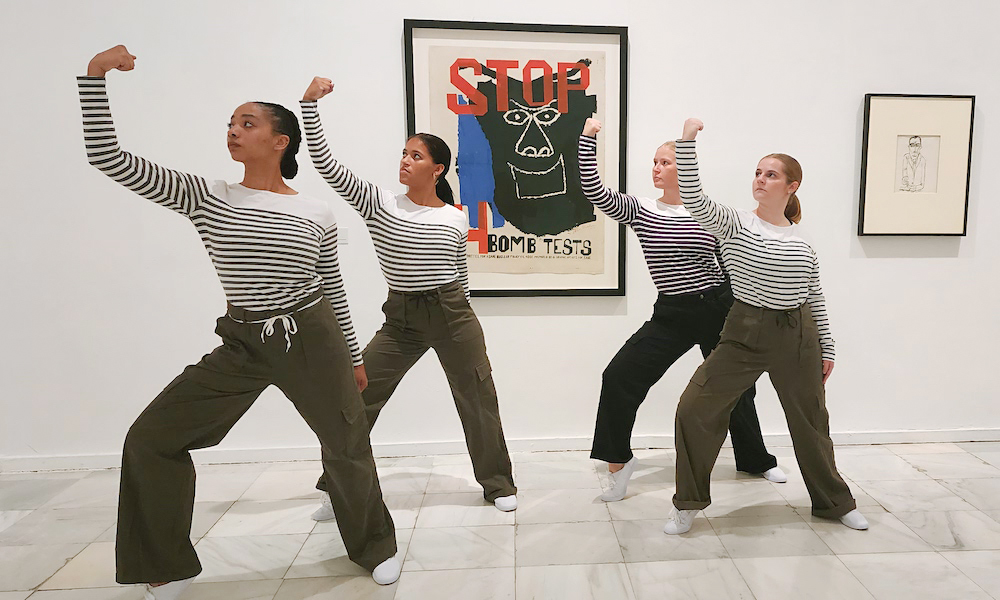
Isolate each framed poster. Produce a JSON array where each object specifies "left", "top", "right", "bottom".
[
  {"left": 404, "top": 19, "right": 628, "bottom": 296},
  {"left": 859, "top": 94, "right": 974, "bottom": 236}
]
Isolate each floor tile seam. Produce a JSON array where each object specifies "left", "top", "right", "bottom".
[
  {"left": 828, "top": 551, "right": 883, "bottom": 600},
  {"left": 24, "top": 543, "right": 92, "bottom": 595},
  {"left": 270, "top": 533, "right": 309, "bottom": 583},
  {"left": 719, "top": 555, "right": 764, "bottom": 600},
  {"left": 936, "top": 550, "right": 1000, "bottom": 600},
  {"left": 606, "top": 507, "right": 640, "bottom": 600}
]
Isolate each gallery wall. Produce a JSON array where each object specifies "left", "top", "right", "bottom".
[{"left": 2, "top": 0, "right": 998, "bottom": 469}]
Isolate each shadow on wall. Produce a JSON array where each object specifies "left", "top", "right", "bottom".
[{"left": 854, "top": 236, "right": 961, "bottom": 259}]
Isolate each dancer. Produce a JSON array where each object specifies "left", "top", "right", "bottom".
[
  {"left": 300, "top": 77, "right": 517, "bottom": 515},
  {"left": 664, "top": 118, "right": 868, "bottom": 534},
  {"left": 580, "top": 119, "right": 785, "bottom": 502},
  {"left": 80, "top": 47, "right": 400, "bottom": 597}
]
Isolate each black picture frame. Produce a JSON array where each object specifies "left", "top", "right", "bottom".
[
  {"left": 403, "top": 19, "right": 628, "bottom": 297},
  {"left": 859, "top": 94, "right": 974, "bottom": 236}
]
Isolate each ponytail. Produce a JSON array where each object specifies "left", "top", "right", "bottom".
[
  {"left": 785, "top": 193, "right": 802, "bottom": 224},
  {"left": 764, "top": 153, "right": 803, "bottom": 224},
  {"left": 409, "top": 132, "right": 455, "bottom": 205},
  {"left": 255, "top": 101, "right": 301, "bottom": 179},
  {"left": 435, "top": 177, "right": 455, "bottom": 206}
]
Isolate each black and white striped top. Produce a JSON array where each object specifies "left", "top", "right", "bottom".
[
  {"left": 301, "top": 102, "right": 470, "bottom": 299},
  {"left": 675, "top": 140, "right": 835, "bottom": 361},
  {"left": 79, "top": 77, "right": 362, "bottom": 366},
  {"left": 578, "top": 135, "right": 726, "bottom": 295}
]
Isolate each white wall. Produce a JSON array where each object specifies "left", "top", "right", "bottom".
[{"left": 2, "top": 0, "right": 999, "bottom": 470}]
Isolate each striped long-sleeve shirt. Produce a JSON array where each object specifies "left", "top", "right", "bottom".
[
  {"left": 300, "top": 102, "right": 470, "bottom": 299},
  {"left": 675, "top": 139, "right": 835, "bottom": 361},
  {"left": 578, "top": 135, "right": 726, "bottom": 295},
  {"left": 79, "top": 77, "right": 362, "bottom": 365}
]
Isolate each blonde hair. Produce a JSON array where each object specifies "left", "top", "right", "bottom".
[
  {"left": 763, "top": 153, "right": 802, "bottom": 224},
  {"left": 659, "top": 141, "right": 677, "bottom": 151}
]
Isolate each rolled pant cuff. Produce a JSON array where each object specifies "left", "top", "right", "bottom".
[
  {"left": 484, "top": 485, "right": 518, "bottom": 503},
  {"left": 810, "top": 498, "right": 858, "bottom": 520},
  {"left": 672, "top": 496, "right": 710, "bottom": 511}
]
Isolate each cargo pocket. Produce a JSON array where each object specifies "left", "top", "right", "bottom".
[
  {"left": 474, "top": 358, "right": 499, "bottom": 405},
  {"left": 624, "top": 321, "right": 666, "bottom": 349},
  {"left": 476, "top": 358, "right": 492, "bottom": 382},
  {"left": 689, "top": 367, "right": 710, "bottom": 388},
  {"left": 334, "top": 401, "right": 368, "bottom": 458}
]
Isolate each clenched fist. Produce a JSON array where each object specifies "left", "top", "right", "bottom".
[
  {"left": 681, "top": 118, "right": 704, "bottom": 141},
  {"left": 87, "top": 45, "right": 136, "bottom": 77},
  {"left": 303, "top": 77, "right": 334, "bottom": 102},
  {"left": 582, "top": 118, "right": 602, "bottom": 137}
]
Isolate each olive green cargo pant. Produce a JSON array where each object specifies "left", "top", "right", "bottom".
[
  {"left": 317, "top": 281, "right": 516, "bottom": 501},
  {"left": 116, "top": 292, "right": 396, "bottom": 584},
  {"left": 673, "top": 301, "right": 856, "bottom": 519}
]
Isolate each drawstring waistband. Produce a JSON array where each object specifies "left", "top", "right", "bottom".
[
  {"left": 227, "top": 296, "right": 323, "bottom": 351},
  {"left": 732, "top": 300, "right": 810, "bottom": 364},
  {"left": 776, "top": 310, "right": 799, "bottom": 329}
]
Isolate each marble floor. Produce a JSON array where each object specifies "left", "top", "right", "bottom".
[{"left": 3, "top": 442, "right": 1000, "bottom": 599}]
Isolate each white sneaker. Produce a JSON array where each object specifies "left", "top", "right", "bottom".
[
  {"left": 144, "top": 576, "right": 196, "bottom": 600},
  {"left": 839, "top": 509, "right": 869, "bottom": 530},
  {"left": 662, "top": 508, "right": 698, "bottom": 535},
  {"left": 311, "top": 493, "right": 335, "bottom": 522},
  {"left": 372, "top": 556, "right": 401, "bottom": 585},
  {"left": 494, "top": 494, "right": 518, "bottom": 512},
  {"left": 762, "top": 466, "right": 788, "bottom": 483},
  {"left": 600, "top": 456, "right": 638, "bottom": 502}
]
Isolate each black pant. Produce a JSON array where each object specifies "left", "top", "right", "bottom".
[{"left": 590, "top": 282, "right": 777, "bottom": 474}]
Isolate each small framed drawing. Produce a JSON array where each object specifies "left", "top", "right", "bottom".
[
  {"left": 404, "top": 19, "right": 628, "bottom": 296},
  {"left": 859, "top": 94, "right": 974, "bottom": 236}
]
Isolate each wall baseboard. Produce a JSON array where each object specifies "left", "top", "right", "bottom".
[{"left": 4, "top": 428, "right": 999, "bottom": 473}]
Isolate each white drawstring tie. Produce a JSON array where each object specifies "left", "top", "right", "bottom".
[
  {"left": 260, "top": 314, "right": 298, "bottom": 351},
  {"left": 228, "top": 296, "right": 323, "bottom": 352}
]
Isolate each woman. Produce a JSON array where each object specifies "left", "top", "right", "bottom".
[
  {"left": 580, "top": 119, "right": 785, "bottom": 503},
  {"left": 664, "top": 118, "right": 868, "bottom": 534},
  {"left": 80, "top": 47, "right": 400, "bottom": 597},
  {"left": 300, "top": 77, "right": 517, "bottom": 514}
]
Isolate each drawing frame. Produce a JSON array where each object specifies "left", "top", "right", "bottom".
[
  {"left": 858, "top": 94, "right": 974, "bottom": 236},
  {"left": 404, "top": 19, "right": 628, "bottom": 297}
]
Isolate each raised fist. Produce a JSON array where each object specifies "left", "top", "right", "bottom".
[
  {"left": 87, "top": 45, "right": 136, "bottom": 77},
  {"left": 303, "top": 77, "right": 335, "bottom": 102},
  {"left": 681, "top": 118, "right": 704, "bottom": 141},
  {"left": 583, "top": 118, "right": 603, "bottom": 137}
]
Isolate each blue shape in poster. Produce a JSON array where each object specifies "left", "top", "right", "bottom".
[{"left": 455, "top": 95, "right": 504, "bottom": 228}]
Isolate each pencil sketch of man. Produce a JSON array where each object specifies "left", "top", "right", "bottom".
[{"left": 900, "top": 135, "right": 927, "bottom": 192}]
